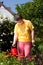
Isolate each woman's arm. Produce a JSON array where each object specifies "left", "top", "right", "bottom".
[
  {"left": 12, "top": 33, "right": 18, "bottom": 46},
  {"left": 31, "top": 29, "right": 35, "bottom": 44}
]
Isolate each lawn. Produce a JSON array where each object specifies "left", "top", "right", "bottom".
[{"left": 0, "top": 52, "right": 36, "bottom": 65}]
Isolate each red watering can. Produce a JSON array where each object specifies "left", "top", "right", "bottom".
[{"left": 10, "top": 46, "right": 18, "bottom": 56}]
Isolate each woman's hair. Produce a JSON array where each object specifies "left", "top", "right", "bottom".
[{"left": 15, "top": 14, "right": 23, "bottom": 21}]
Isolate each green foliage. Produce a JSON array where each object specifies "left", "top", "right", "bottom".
[
  {"left": 0, "top": 20, "right": 16, "bottom": 51},
  {"left": 0, "top": 53, "right": 35, "bottom": 65}
]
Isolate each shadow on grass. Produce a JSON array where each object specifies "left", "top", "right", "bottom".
[{"left": 19, "top": 58, "right": 35, "bottom": 65}]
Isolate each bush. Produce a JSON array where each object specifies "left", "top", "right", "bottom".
[{"left": 0, "top": 20, "right": 15, "bottom": 51}]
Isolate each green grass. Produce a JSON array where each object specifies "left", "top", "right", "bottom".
[{"left": 0, "top": 53, "right": 35, "bottom": 65}]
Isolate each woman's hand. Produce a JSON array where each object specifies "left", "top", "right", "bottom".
[
  {"left": 32, "top": 39, "right": 35, "bottom": 44},
  {"left": 12, "top": 43, "right": 16, "bottom": 47}
]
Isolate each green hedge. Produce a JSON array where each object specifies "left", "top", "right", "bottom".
[{"left": 0, "top": 20, "right": 15, "bottom": 51}]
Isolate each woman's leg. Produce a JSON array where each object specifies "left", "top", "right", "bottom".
[
  {"left": 17, "top": 42, "right": 24, "bottom": 61},
  {"left": 24, "top": 42, "right": 32, "bottom": 61}
]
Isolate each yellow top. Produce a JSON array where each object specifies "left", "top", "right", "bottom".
[{"left": 14, "top": 19, "right": 34, "bottom": 42}]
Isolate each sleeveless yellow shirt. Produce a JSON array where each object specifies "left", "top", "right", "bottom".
[{"left": 14, "top": 19, "right": 34, "bottom": 42}]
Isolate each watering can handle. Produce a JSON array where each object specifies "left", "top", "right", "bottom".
[{"left": 12, "top": 44, "right": 16, "bottom": 48}]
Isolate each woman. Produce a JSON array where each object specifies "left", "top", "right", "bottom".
[{"left": 12, "top": 14, "right": 35, "bottom": 61}]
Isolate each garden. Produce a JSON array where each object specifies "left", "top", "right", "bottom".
[{"left": 0, "top": 0, "right": 43, "bottom": 65}]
